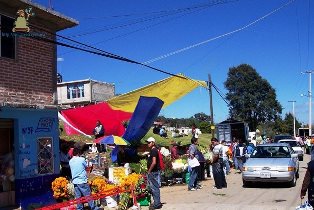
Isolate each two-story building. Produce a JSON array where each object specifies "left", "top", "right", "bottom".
[
  {"left": 0, "top": 0, "right": 77, "bottom": 207},
  {"left": 57, "top": 79, "right": 115, "bottom": 107}
]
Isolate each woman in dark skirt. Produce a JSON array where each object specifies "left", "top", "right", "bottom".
[{"left": 211, "top": 138, "right": 227, "bottom": 189}]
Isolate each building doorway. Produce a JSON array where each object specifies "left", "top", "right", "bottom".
[{"left": 0, "top": 119, "right": 15, "bottom": 207}]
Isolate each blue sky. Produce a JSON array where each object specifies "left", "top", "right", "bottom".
[{"left": 34, "top": 0, "right": 313, "bottom": 125}]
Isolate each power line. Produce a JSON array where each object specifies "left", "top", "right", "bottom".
[
  {"left": 210, "top": 82, "right": 229, "bottom": 105},
  {"left": 26, "top": 30, "right": 184, "bottom": 78},
  {"left": 212, "top": 82, "right": 227, "bottom": 99},
  {"left": 80, "top": 0, "right": 236, "bottom": 21},
  {"left": 143, "top": 0, "right": 296, "bottom": 64},
  {"left": 70, "top": 0, "right": 238, "bottom": 38},
  {"left": 23, "top": 24, "right": 182, "bottom": 77},
  {"left": 59, "top": 4, "right": 212, "bottom": 56}
]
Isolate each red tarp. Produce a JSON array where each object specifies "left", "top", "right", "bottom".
[{"left": 61, "top": 102, "right": 132, "bottom": 137}]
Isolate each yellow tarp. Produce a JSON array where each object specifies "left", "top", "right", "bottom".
[{"left": 107, "top": 74, "right": 208, "bottom": 112}]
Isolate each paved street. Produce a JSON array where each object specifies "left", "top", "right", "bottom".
[{"left": 158, "top": 154, "right": 310, "bottom": 210}]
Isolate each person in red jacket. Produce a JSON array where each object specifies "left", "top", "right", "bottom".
[{"left": 171, "top": 141, "right": 179, "bottom": 160}]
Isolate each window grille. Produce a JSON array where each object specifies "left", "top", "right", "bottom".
[{"left": 38, "top": 137, "right": 53, "bottom": 174}]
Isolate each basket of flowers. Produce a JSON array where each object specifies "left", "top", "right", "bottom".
[
  {"left": 118, "top": 173, "right": 142, "bottom": 210},
  {"left": 135, "top": 176, "right": 150, "bottom": 206},
  {"left": 51, "top": 177, "right": 70, "bottom": 202},
  {"left": 89, "top": 176, "right": 108, "bottom": 193},
  {"left": 89, "top": 176, "right": 117, "bottom": 207}
]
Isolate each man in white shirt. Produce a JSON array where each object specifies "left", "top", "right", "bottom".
[{"left": 211, "top": 138, "right": 227, "bottom": 189}]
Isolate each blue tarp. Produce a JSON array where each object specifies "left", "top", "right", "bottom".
[
  {"left": 111, "top": 96, "right": 164, "bottom": 162},
  {"left": 123, "top": 96, "right": 164, "bottom": 143}
]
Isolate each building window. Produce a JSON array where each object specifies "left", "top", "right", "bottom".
[
  {"left": 0, "top": 14, "right": 16, "bottom": 59},
  {"left": 67, "top": 83, "right": 85, "bottom": 99},
  {"left": 38, "top": 137, "right": 53, "bottom": 174}
]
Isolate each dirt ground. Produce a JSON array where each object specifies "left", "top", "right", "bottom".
[
  {"left": 2, "top": 154, "right": 308, "bottom": 210},
  {"left": 152, "top": 154, "right": 309, "bottom": 210}
]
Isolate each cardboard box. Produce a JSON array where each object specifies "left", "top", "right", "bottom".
[{"left": 108, "top": 167, "right": 130, "bottom": 183}]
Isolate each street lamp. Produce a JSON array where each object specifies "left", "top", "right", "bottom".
[
  {"left": 301, "top": 71, "right": 313, "bottom": 136},
  {"left": 288, "top": 100, "right": 296, "bottom": 137}
]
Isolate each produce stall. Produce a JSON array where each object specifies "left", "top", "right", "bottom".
[{"left": 42, "top": 141, "right": 211, "bottom": 210}]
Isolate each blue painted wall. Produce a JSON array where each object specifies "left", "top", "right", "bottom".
[{"left": 1, "top": 107, "right": 60, "bottom": 207}]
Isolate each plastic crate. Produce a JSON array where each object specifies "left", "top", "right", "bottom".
[
  {"left": 137, "top": 196, "right": 150, "bottom": 206},
  {"left": 185, "top": 172, "right": 190, "bottom": 184}
]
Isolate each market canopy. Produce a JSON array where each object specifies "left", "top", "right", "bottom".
[
  {"left": 123, "top": 96, "right": 164, "bottom": 143},
  {"left": 61, "top": 102, "right": 132, "bottom": 137},
  {"left": 60, "top": 74, "right": 207, "bottom": 137},
  {"left": 107, "top": 74, "right": 207, "bottom": 112}
]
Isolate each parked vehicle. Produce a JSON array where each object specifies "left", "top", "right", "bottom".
[
  {"left": 298, "top": 128, "right": 309, "bottom": 138},
  {"left": 278, "top": 139, "right": 304, "bottom": 161},
  {"left": 273, "top": 134, "right": 294, "bottom": 142},
  {"left": 242, "top": 143, "right": 299, "bottom": 187},
  {"left": 216, "top": 119, "right": 249, "bottom": 144}
]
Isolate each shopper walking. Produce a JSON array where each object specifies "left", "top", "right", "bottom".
[
  {"left": 211, "top": 138, "right": 227, "bottom": 189},
  {"left": 301, "top": 160, "right": 314, "bottom": 206},
  {"left": 188, "top": 137, "right": 202, "bottom": 191},
  {"left": 146, "top": 137, "right": 162, "bottom": 209}
]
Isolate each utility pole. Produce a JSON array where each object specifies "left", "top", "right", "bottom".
[
  {"left": 208, "top": 74, "right": 215, "bottom": 138},
  {"left": 302, "top": 71, "right": 313, "bottom": 136},
  {"left": 288, "top": 100, "right": 296, "bottom": 137},
  {"left": 48, "top": 0, "right": 53, "bottom": 9}
]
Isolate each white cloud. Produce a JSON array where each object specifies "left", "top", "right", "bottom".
[{"left": 57, "top": 57, "right": 64, "bottom": 62}]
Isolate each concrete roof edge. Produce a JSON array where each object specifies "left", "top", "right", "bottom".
[
  {"left": 20, "top": 0, "right": 79, "bottom": 25},
  {"left": 57, "top": 79, "right": 114, "bottom": 86}
]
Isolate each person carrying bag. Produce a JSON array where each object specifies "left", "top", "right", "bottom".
[
  {"left": 211, "top": 138, "right": 227, "bottom": 189},
  {"left": 187, "top": 137, "right": 201, "bottom": 191},
  {"left": 188, "top": 156, "right": 200, "bottom": 168}
]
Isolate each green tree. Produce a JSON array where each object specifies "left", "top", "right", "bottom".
[
  {"left": 282, "top": 113, "right": 302, "bottom": 135},
  {"left": 193, "top": 112, "right": 211, "bottom": 122},
  {"left": 199, "top": 121, "right": 211, "bottom": 133},
  {"left": 224, "top": 64, "right": 282, "bottom": 131}
]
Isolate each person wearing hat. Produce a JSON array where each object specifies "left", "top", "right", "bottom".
[{"left": 146, "top": 137, "right": 162, "bottom": 209}]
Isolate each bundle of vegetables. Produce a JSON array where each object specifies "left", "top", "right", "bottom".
[{"left": 172, "top": 159, "right": 188, "bottom": 173}]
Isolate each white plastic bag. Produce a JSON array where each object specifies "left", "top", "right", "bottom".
[
  {"left": 296, "top": 201, "right": 313, "bottom": 210},
  {"left": 105, "top": 196, "right": 118, "bottom": 208},
  {"left": 188, "top": 157, "right": 200, "bottom": 168}
]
